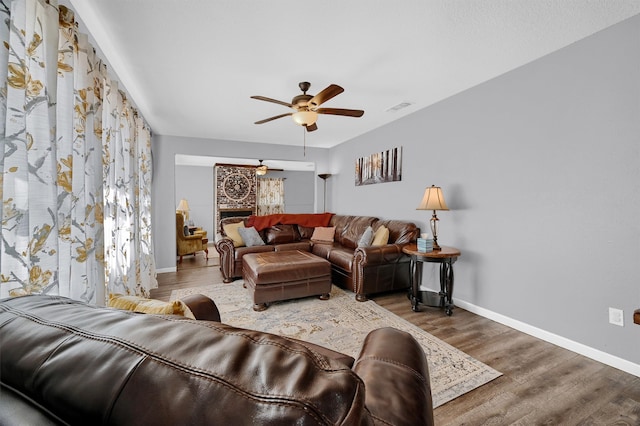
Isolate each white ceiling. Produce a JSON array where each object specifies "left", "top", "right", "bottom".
[{"left": 69, "top": 1, "right": 639, "bottom": 149}]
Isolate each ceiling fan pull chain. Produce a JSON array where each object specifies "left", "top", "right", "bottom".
[{"left": 303, "top": 127, "right": 306, "bottom": 157}]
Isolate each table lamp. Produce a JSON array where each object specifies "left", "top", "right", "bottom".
[
  {"left": 177, "top": 199, "right": 190, "bottom": 221},
  {"left": 416, "top": 185, "right": 449, "bottom": 250}
]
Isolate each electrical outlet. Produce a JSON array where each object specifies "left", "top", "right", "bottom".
[{"left": 609, "top": 307, "right": 624, "bottom": 327}]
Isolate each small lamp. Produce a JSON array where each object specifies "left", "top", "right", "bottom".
[
  {"left": 177, "top": 199, "right": 190, "bottom": 221},
  {"left": 416, "top": 185, "right": 449, "bottom": 251}
]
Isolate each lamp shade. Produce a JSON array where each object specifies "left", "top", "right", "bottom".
[
  {"left": 416, "top": 185, "right": 449, "bottom": 211},
  {"left": 177, "top": 199, "right": 190, "bottom": 212},
  {"left": 292, "top": 110, "right": 318, "bottom": 126}
]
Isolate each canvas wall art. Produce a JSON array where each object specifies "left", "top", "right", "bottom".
[{"left": 355, "top": 147, "right": 402, "bottom": 186}]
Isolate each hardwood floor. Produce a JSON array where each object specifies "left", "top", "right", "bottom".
[{"left": 151, "top": 255, "right": 640, "bottom": 425}]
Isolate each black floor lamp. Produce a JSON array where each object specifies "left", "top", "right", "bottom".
[{"left": 318, "top": 174, "right": 331, "bottom": 212}]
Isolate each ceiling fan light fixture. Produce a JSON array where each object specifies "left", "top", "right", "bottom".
[
  {"left": 292, "top": 110, "right": 318, "bottom": 126},
  {"left": 256, "top": 159, "right": 268, "bottom": 176}
]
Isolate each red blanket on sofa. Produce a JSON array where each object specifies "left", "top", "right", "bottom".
[{"left": 247, "top": 213, "right": 334, "bottom": 231}]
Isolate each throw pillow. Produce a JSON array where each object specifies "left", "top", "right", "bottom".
[
  {"left": 311, "top": 226, "right": 335, "bottom": 243},
  {"left": 223, "top": 221, "right": 245, "bottom": 247},
  {"left": 371, "top": 226, "right": 389, "bottom": 246},
  {"left": 358, "top": 226, "right": 374, "bottom": 247},
  {"left": 108, "top": 294, "right": 195, "bottom": 319},
  {"left": 238, "top": 226, "right": 265, "bottom": 247},
  {"left": 183, "top": 225, "right": 189, "bottom": 237}
]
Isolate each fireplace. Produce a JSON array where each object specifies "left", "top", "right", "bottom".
[
  {"left": 218, "top": 208, "right": 254, "bottom": 233},
  {"left": 219, "top": 209, "right": 254, "bottom": 220}
]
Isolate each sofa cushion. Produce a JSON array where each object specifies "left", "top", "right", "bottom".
[
  {"left": 108, "top": 294, "right": 195, "bottom": 319},
  {"left": 298, "top": 225, "right": 315, "bottom": 240},
  {"left": 327, "top": 247, "right": 355, "bottom": 272},
  {"left": 238, "top": 226, "right": 265, "bottom": 247},
  {"left": 377, "top": 220, "right": 418, "bottom": 244},
  {"left": 264, "top": 224, "right": 300, "bottom": 245},
  {"left": 338, "top": 216, "right": 378, "bottom": 249},
  {"left": 311, "top": 242, "right": 334, "bottom": 259},
  {"left": 372, "top": 226, "right": 390, "bottom": 246},
  {"left": 311, "top": 226, "right": 336, "bottom": 243},
  {"left": 223, "top": 221, "right": 245, "bottom": 247},
  {"left": 274, "top": 241, "right": 312, "bottom": 252}
]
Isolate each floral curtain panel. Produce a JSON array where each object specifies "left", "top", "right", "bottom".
[
  {"left": 0, "top": 0, "right": 156, "bottom": 303},
  {"left": 257, "top": 178, "right": 285, "bottom": 216}
]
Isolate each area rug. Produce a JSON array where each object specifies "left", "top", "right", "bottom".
[{"left": 171, "top": 281, "right": 501, "bottom": 408}]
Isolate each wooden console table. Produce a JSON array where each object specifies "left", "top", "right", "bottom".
[{"left": 402, "top": 244, "right": 461, "bottom": 316}]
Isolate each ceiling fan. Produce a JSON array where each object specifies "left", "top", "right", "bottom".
[
  {"left": 255, "top": 159, "right": 283, "bottom": 176},
  {"left": 256, "top": 159, "right": 268, "bottom": 175},
  {"left": 251, "top": 82, "right": 364, "bottom": 132}
]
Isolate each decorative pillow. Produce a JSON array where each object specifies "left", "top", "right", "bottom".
[
  {"left": 371, "top": 226, "right": 389, "bottom": 246},
  {"left": 108, "top": 294, "right": 195, "bottom": 319},
  {"left": 223, "top": 221, "right": 245, "bottom": 247},
  {"left": 184, "top": 225, "right": 189, "bottom": 237},
  {"left": 358, "top": 226, "right": 374, "bottom": 247},
  {"left": 238, "top": 226, "right": 265, "bottom": 247},
  {"left": 311, "top": 226, "right": 335, "bottom": 243}
]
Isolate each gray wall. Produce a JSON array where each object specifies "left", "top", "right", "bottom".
[
  {"left": 175, "top": 165, "right": 215, "bottom": 238},
  {"left": 259, "top": 170, "right": 315, "bottom": 213},
  {"left": 328, "top": 16, "right": 640, "bottom": 366}
]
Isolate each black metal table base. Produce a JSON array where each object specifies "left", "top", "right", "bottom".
[{"left": 409, "top": 256, "right": 456, "bottom": 316}]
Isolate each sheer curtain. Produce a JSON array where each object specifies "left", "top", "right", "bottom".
[
  {"left": 257, "top": 178, "right": 285, "bottom": 215},
  {"left": 0, "top": 0, "right": 156, "bottom": 304}
]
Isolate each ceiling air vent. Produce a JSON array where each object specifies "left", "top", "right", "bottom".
[{"left": 386, "top": 102, "right": 412, "bottom": 113}]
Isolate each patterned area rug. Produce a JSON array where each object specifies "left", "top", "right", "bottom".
[{"left": 171, "top": 281, "right": 501, "bottom": 408}]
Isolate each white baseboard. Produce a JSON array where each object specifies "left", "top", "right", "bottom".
[
  {"left": 454, "top": 298, "right": 640, "bottom": 378},
  {"left": 156, "top": 267, "right": 177, "bottom": 273}
]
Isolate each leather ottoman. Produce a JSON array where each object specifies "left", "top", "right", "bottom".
[{"left": 242, "top": 250, "right": 332, "bottom": 311}]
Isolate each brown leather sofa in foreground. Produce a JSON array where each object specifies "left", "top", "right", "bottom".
[
  {"left": 216, "top": 214, "right": 418, "bottom": 301},
  {"left": 0, "top": 294, "right": 434, "bottom": 425}
]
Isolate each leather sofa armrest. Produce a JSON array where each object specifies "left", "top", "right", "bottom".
[
  {"left": 353, "top": 243, "right": 407, "bottom": 266},
  {"left": 353, "top": 327, "right": 434, "bottom": 426},
  {"left": 179, "top": 294, "right": 221, "bottom": 322},
  {"left": 214, "top": 237, "right": 236, "bottom": 283}
]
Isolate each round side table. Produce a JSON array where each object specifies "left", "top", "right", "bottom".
[{"left": 402, "top": 244, "right": 461, "bottom": 316}]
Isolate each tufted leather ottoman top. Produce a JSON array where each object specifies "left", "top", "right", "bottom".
[{"left": 243, "top": 250, "right": 331, "bottom": 285}]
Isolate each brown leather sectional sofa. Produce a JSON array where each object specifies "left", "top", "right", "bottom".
[
  {"left": 215, "top": 214, "right": 419, "bottom": 301},
  {"left": 0, "top": 294, "right": 434, "bottom": 425}
]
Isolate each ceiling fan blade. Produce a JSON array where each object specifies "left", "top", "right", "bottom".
[
  {"left": 251, "top": 95, "right": 293, "bottom": 108},
  {"left": 305, "top": 123, "right": 318, "bottom": 132},
  {"left": 308, "top": 84, "right": 344, "bottom": 108},
  {"left": 316, "top": 108, "right": 364, "bottom": 117},
  {"left": 254, "top": 112, "right": 292, "bottom": 124}
]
